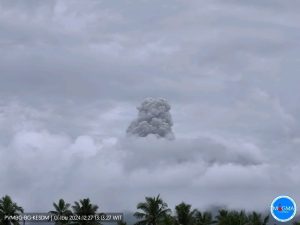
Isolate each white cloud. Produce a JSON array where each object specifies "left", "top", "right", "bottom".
[
  {"left": 0, "top": 101, "right": 298, "bottom": 213},
  {"left": 1, "top": 0, "right": 300, "bottom": 215}
]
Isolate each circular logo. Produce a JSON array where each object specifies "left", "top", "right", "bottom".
[{"left": 271, "top": 196, "right": 297, "bottom": 222}]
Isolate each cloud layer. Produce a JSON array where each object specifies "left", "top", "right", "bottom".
[
  {"left": 0, "top": 100, "right": 299, "bottom": 213},
  {"left": 1, "top": 0, "right": 300, "bottom": 216}
]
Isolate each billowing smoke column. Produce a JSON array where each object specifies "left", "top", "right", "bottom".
[{"left": 127, "top": 98, "right": 174, "bottom": 139}]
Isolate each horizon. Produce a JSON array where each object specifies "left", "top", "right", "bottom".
[{"left": 1, "top": 0, "right": 300, "bottom": 217}]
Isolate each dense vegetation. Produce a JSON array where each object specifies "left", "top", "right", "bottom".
[{"left": 0, "top": 194, "right": 298, "bottom": 225}]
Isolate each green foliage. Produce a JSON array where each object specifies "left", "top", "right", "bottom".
[
  {"left": 134, "top": 194, "right": 171, "bottom": 225},
  {"left": 194, "top": 211, "right": 216, "bottom": 225},
  {"left": 0, "top": 195, "right": 24, "bottom": 225},
  {"left": 174, "top": 202, "right": 196, "bottom": 225},
  {"left": 0, "top": 194, "right": 272, "bottom": 225},
  {"left": 216, "top": 210, "right": 269, "bottom": 225},
  {"left": 72, "top": 198, "right": 99, "bottom": 225},
  {"left": 161, "top": 214, "right": 176, "bottom": 225},
  {"left": 49, "top": 199, "right": 73, "bottom": 225},
  {"left": 247, "top": 212, "right": 269, "bottom": 225}
]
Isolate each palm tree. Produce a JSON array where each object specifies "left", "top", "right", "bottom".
[
  {"left": 0, "top": 195, "right": 24, "bottom": 225},
  {"left": 72, "top": 198, "right": 99, "bottom": 225},
  {"left": 247, "top": 212, "right": 269, "bottom": 225},
  {"left": 161, "top": 214, "right": 175, "bottom": 225},
  {"left": 49, "top": 199, "right": 72, "bottom": 225},
  {"left": 194, "top": 211, "right": 216, "bottom": 225},
  {"left": 174, "top": 202, "right": 196, "bottom": 225},
  {"left": 216, "top": 210, "right": 248, "bottom": 225},
  {"left": 215, "top": 209, "right": 228, "bottom": 225},
  {"left": 134, "top": 194, "right": 171, "bottom": 225},
  {"left": 229, "top": 211, "right": 248, "bottom": 225}
]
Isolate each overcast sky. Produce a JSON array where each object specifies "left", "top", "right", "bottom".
[{"left": 1, "top": 0, "right": 300, "bottom": 214}]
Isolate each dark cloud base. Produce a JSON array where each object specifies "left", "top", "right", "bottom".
[{"left": 1, "top": 0, "right": 300, "bottom": 218}]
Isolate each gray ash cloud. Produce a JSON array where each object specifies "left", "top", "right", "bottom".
[{"left": 127, "top": 98, "right": 174, "bottom": 139}]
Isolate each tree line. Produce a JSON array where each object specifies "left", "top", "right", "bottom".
[{"left": 0, "top": 194, "right": 299, "bottom": 225}]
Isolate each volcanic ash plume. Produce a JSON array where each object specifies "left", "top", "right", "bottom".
[{"left": 127, "top": 98, "right": 174, "bottom": 139}]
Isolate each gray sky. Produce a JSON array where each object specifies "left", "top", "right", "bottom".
[{"left": 1, "top": 0, "right": 300, "bottom": 214}]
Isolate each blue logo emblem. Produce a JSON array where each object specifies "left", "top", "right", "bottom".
[{"left": 271, "top": 196, "right": 297, "bottom": 222}]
